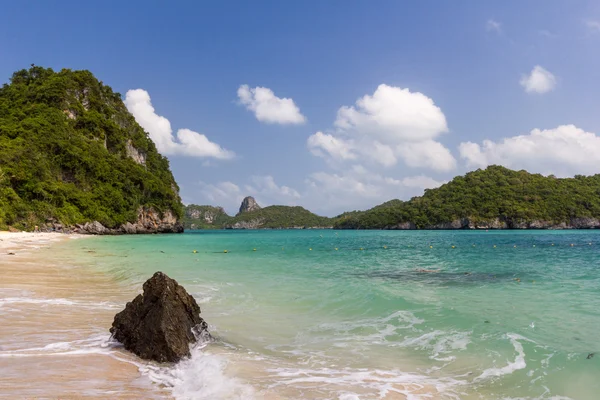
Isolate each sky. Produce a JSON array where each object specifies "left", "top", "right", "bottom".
[{"left": 2, "top": 1, "right": 600, "bottom": 216}]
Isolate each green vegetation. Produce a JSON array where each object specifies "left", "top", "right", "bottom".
[
  {"left": 225, "top": 205, "right": 332, "bottom": 229},
  {"left": 0, "top": 66, "right": 182, "bottom": 230},
  {"left": 334, "top": 165, "right": 600, "bottom": 229},
  {"left": 184, "top": 205, "right": 232, "bottom": 229}
]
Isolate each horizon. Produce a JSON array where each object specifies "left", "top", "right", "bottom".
[{"left": 2, "top": 1, "right": 600, "bottom": 216}]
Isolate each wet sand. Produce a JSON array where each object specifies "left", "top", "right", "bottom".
[{"left": 0, "top": 232, "right": 168, "bottom": 399}]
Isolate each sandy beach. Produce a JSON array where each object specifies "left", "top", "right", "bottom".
[{"left": 0, "top": 232, "right": 167, "bottom": 399}]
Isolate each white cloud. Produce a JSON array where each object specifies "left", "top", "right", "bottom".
[
  {"left": 585, "top": 20, "right": 600, "bottom": 33},
  {"left": 401, "top": 175, "right": 446, "bottom": 189},
  {"left": 397, "top": 140, "right": 456, "bottom": 172},
  {"left": 125, "top": 89, "right": 234, "bottom": 159},
  {"left": 459, "top": 124, "right": 600, "bottom": 177},
  {"left": 334, "top": 84, "right": 448, "bottom": 142},
  {"left": 304, "top": 166, "right": 444, "bottom": 214},
  {"left": 245, "top": 175, "right": 301, "bottom": 200},
  {"left": 237, "top": 84, "right": 306, "bottom": 125},
  {"left": 198, "top": 181, "right": 244, "bottom": 212},
  {"left": 486, "top": 19, "right": 502, "bottom": 34},
  {"left": 307, "top": 131, "right": 356, "bottom": 161},
  {"left": 307, "top": 84, "right": 455, "bottom": 172},
  {"left": 519, "top": 66, "right": 556, "bottom": 94}
]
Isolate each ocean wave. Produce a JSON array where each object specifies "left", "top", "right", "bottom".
[
  {"left": 267, "top": 366, "right": 466, "bottom": 399},
  {"left": 140, "top": 341, "right": 255, "bottom": 400},
  {"left": 475, "top": 333, "right": 527, "bottom": 381},
  {"left": 0, "top": 296, "right": 122, "bottom": 310}
]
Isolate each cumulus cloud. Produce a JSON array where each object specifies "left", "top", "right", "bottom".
[
  {"left": 246, "top": 175, "right": 301, "bottom": 200},
  {"left": 307, "top": 131, "right": 356, "bottom": 161},
  {"left": 519, "top": 66, "right": 556, "bottom": 94},
  {"left": 401, "top": 175, "right": 446, "bottom": 189},
  {"left": 459, "top": 124, "right": 600, "bottom": 177},
  {"left": 197, "top": 181, "right": 244, "bottom": 212},
  {"left": 397, "top": 140, "right": 456, "bottom": 171},
  {"left": 486, "top": 19, "right": 502, "bottom": 34},
  {"left": 334, "top": 84, "right": 448, "bottom": 142},
  {"left": 304, "top": 166, "right": 445, "bottom": 214},
  {"left": 307, "top": 84, "right": 455, "bottom": 172},
  {"left": 237, "top": 85, "right": 306, "bottom": 125},
  {"left": 125, "top": 89, "right": 234, "bottom": 159}
]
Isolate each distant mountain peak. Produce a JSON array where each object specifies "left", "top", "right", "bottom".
[{"left": 237, "top": 196, "right": 261, "bottom": 216}]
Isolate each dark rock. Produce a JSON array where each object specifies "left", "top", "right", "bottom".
[
  {"left": 587, "top": 353, "right": 595, "bottom": 359},
  {"left": 237, "top": 196, "right": 261, "bottom": 216},
  {"left": 110, "top": 271, "right": 209, "bottom": 362}
]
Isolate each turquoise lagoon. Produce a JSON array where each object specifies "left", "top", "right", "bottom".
[{"left": 64, "top": 230, "right": 600, "bottom": 399}]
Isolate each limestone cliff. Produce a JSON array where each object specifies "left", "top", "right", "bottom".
[{"left": 237, "top": 196, "right": 261, "bottom": 215}]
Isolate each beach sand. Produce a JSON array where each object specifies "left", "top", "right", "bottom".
[{"left": 0, "top": 232, "right": 168, "bottom": 399}]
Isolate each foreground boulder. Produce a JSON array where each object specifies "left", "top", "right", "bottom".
[{"left": 110, "top": 272, "right": 208, "bottom": 362}]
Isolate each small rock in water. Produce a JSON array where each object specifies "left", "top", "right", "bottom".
[
  {"left": 484, "top": 320, "right": 490, "bottom": 324},
  {"left": 587, "top": 353, "right": 595, "bottom": 359},
  {"left": 110, "top": 271, "right": 209, "bottom": 363}
]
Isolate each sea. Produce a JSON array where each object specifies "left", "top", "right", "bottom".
[{"left": 2, "top": 230, "right": 599, "bottom": 399}]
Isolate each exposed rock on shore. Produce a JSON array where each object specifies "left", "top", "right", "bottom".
[
  {"left": 384, "top": 217, "right": 600, "bottom": 230},
  {"left": 110, "top": 271, "right": 209, "bottom": 363},
  {"left": 45, "top": 207, "right": 184, "bottom": 235}
]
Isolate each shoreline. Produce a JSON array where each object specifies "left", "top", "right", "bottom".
[{"left": 0, "top": 232, "right": 168, "bottom": 399}]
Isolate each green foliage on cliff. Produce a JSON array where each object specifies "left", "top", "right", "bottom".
[
  {"left": 0, "top": 66, "right": 182, "bottom": 230},
  {"left": 226, "top": 205, "right": 332, "bottom": 229},
  {"left": 334, "top": 166, "right": 600, "bottom": 229},
  {"left": 184, "top": 205, "right": 232, "bottom": 229}
]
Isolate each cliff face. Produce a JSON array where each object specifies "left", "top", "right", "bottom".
[
  {"left": 0, "top": 66, "right": 183, "bottom": 233},
  {"left": 183, "top": 205, "right": 231, "bottom": 229},
  {"left": 237, "top": 196, "right": 261, "bottom": 215}
]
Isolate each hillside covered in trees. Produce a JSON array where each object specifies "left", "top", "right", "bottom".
[
  {"left": 0, "top": 66, "right": 183, "bottom": 232},
  {"left": 334, "top": 166, "right": 600, "bottom": 229},
  {"left": 184, "top": 197, "right": 332, "bottom": 229}
]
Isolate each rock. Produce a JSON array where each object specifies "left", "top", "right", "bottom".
[
  {"left": 82, "top": 221, "right": 109, "bottom": 235},
  {"left": 226, "top": 218, "right": 265, "bottom": 229},
  {"left": 237, "top": 196, "right": 261, "bottom": 216},
  {"left": 125, "top": 139, "right": 147, "bottom": 165},
  {"left": 110, "top": 271, "right": 209, "bottom": 363},
  {"left": 7, "top": 226, "right": 19, "bottom": 233},
  {"left": 121, "top": 222, "right": 137, "bottom": 234},
  {"left": 387, "top": 221, "right": 416, "bottom": 230}
]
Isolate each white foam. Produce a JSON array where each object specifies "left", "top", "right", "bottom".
[
  {"left": 141, "top": 342, "right": 255, "bottom": 400},
  {"left": 0, "top": 296, "right": 121, "bottom": 310},
  {"left": 397, "top": 330, "right": 472, "bottom": 361},
  {"left": 475, "top": 333, "right": 527, "bottom": 381},
  {"left": 268, "top": 366, "right": 466, "bottom": 399}
]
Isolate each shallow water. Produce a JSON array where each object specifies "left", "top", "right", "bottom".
[{"left": 2, "top": 230, "right": 600, "bottom": 399}]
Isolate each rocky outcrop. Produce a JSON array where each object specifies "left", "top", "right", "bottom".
[
  {"left": 186, "top": 206, "right": 226, "bottom": 224},
  {"left": 226, "top": 218, "right": 265, "bottom": 229},
  {"left": 110, "top": 272, "right": 209, "bottom": 363},
  {"left": 237, "top": 196, "right": 261, "bottom": 216},
  {"left": 425, "top": 219, "right": 470, "bottom": 230},
  {"left": 125, "top": 139, "right": 146, "bottom": 165},
  {"left": 72, "top": 207, "right": 183, "bottom": 235},
  {"left": 379, "top": 217, "right": 600, "bottom": 230},
  {"left": 386, "top": 221, "right": 416, "bottom": 230}
]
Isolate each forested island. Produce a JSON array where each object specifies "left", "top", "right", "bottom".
[
  {"left": 0, "top": 66, "right": 183, "bottom": 233},
  {"left": 187, "top": 166, "right": 600, "bottom": 230}
]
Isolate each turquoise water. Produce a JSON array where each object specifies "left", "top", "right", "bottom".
[{"left": 70, "top": 230, "right": 600, "bottom": 399}]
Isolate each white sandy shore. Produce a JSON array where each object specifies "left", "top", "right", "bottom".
[{"left": 0, "top": 231, "right": 84, "bottom": 253}]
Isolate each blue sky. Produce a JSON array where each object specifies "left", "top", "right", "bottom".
[{"left": 2, "top": 1, "right": 600, "bottom": 216}]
